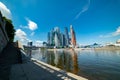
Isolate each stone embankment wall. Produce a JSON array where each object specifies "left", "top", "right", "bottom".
[{"left": 0, "top": 12, "right": 9, "bottom": 53}]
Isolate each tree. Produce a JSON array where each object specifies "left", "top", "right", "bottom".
[{"left": 3, "top": 17, "right": 15, "bottom": 42}]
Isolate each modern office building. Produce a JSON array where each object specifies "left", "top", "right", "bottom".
[
  {"left": 47, "top": 32, "right": 50, "bottom": 45},
  {"left": 27, "top": 42, "right": 33, "bottom": 47},
  {"left": 50, "top": 30, "right": 55, "bottom": 46},
  {"left": 54, "top": 32, "right": 60, "bottom": 47},
  {"left": 64, "top": 27, "right": 69, "bottom": 47},
  {"left": 70, "top": 25, "right": 76, "bottom": 47},
  {"left": 47, "top": 26, "right": 76, "bottom": 48},
  {"left": 54, "top": 27, "right": 60, "bottom": 33},
  {"left": 61, "top": 33, "right": 66, "bottom": 47}
]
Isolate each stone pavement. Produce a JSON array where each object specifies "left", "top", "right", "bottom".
[
  {"left": 0, "top": 43, "right": 88, "bottom": 80},
  {"left": 9, "top": 50, "right": 88, "bottom": 80},
  {"left": 9, "top": 56, "right": 88, "bottom": 80},
  {"left": 9, "top": 60, "right": 68, "bottom": 80},
  {"left": 0, "top": 43, "right": 22, "bottom": 80}
]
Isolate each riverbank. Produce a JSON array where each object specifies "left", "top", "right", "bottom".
[
  {"left": 9, "top": 51, "right": 88, "bottom": 80},
  {"left": 47, "top": 47, "right": 120, "bottom": 51},
  {"left": 37, "top": 47, "right": 120, "bottom": 80},
  {"left": 0, "top": 43, "right": 88, "bottom": 80}
]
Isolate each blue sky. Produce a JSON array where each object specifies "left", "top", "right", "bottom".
[{"left": 0, "top": 0, "right": 120, "bottom": 45}]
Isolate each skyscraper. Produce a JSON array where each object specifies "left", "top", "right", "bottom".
[
  {"left": 64, "top": 27, "right": 69, "bottom": 47},
  {"left": 54, "top": 27, "right": 60, "bottom": 33},
  {"left": 54, "top": 27, "right": 61, "bottom": 47},
  {"left": 61, "top": 33, "right": 66, "bottom": 47},
  {"left": 47, "top": 26, "right": 76, "bottom": 48},
  {"left": 27, "top": 42, "right": 33, "bottom": 47},
  {"left": 54, "top": 32, "right": 60, "bottom": 47},
  {"left": 47, "top": 32, "right": 50, "bottom": 45},
  {"left": 70, "top": 25, "right": 76, "bottom": 48},
  {"left": 49, "top": 30, "right": 53, "bottom": 45}
]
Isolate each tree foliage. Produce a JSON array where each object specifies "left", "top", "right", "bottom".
[{"left": 3, "top": 17, "right": 15, "bottom": 42}]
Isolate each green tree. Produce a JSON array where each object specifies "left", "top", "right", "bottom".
[{"left": 3, "top": 17, "right": 15, "bottom": 42}]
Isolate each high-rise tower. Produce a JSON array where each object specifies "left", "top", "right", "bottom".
[
  {"left": 70, "top": 25, "right": 76, "bottom": 47},
  {"left": 61, "top": 33, "right": 66, "bottom": 47},
  {"left": 54, "top": 32, "right": 60, "bottom": 47},
  {"left": 47, "top": 32, "right": 50, "bottom": 45},
  {"left": 64, "top": 27, "right": 69, "bottom": 47}
]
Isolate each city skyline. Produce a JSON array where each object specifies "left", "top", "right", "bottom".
[
  {"left": 0, "top": 0, "right": 120, "bottom": 45},
  {"left": 47, "top": 25, "right": 76, "bottom": 48}
]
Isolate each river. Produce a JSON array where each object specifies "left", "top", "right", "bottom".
[{"left": 30, "top": 48, "right": 120, "bottom": 80}]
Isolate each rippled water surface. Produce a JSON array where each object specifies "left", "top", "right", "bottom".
[{"left": 31, "top": 49, "right": 120, "bottom": 80}]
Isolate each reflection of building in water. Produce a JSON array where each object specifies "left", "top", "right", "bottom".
[
  {"left": 54, "top": 49, "right": 78, "bottom": 73},
  {"left": 40, "top": 48, "right": 47, "bottom": 60},
  {"left": 46, "top": 50, "right": 55, "bottom": 66},
  {"left": 53, "top": 50, "right": 72, "bottom": 70},
  {"left": 54, "top": 50, "right": 65, "bottom": 69},
  {"left": 70, "top": 49, "right": 79, "bottom": 74},
  {"left": 54, "top": 50, "right": 60, "bottom": 66},
  {"left": 64, "top": 51, "right": 72, "bottom": 72},
  {"left": 44, "top": 49, "right": 78, "bottom": 74}
]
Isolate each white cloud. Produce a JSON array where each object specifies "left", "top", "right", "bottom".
[
  {"left": 75, "top": 0, "right": 90, "bottom": 19},
  {"left": 15, "top": 29, "right": 27, "bottom": 39},
  {"left": 0, "top": 2, "right": 11, "bottom": 19},
  {"left": 19, "top": 18, "right": 38, "bottom": 32},
  {"left": 112, "top": 27, "right": 120, "bottom": 36},
  {"left": 100, "top": 26, "right": 120, "bottom": 38},
  {"left": 15, "top": 29, "right": 30, "bottom": 45},
  {"left": 26, "top": 18, "right": 38, "bottom": 31},
  {"left": 34, "top": 40, "right": 43, "bottom": 47},
  {"left": 20, "top": 18, "right": 38, "bottom": 31}
]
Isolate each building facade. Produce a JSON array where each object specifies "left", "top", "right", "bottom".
[
  {"left": 27, "top": 42, "right": 33, "bottom": 47},
  {"left": 47, "top": 26, "right": 76, "bottom": 48},
  {"left": 70, "top": 25, "right": 76, "bottom": 48},
  {"left": 64, "top": 27, "right": 69, "bottom": 47}
]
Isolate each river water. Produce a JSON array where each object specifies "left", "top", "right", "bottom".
[{"left": 30, "top": 48, "right": 120, "bottom": 80}]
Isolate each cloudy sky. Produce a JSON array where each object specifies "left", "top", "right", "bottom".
[{"left": 0, "top": 0, "right": 120, "bottom": 45}]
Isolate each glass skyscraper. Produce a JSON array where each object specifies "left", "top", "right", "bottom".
[
  {"left": 70, "top": 25, "right": 76, "bottom": 48},
  {"left": 47, "top": 26, "right": 76, "bottom": 48},
  {"left": 64, "top": 27, "right": 69, "bottom": 47}
]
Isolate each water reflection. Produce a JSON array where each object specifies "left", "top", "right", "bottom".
[
  {"left": 35, "top": 49, "right": 79, "bottom": 74},
  {"left": 70, "top": 49, "right": 79, "bottom": 74},
  {"left": 28, "top": 49, "right": 120, "bottom": 80}
]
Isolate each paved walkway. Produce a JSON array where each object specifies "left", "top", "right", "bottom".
[
  {"left": 0, "top": 43, "right": 88, "bottom": 80},
  {"left": 9, "top": 53, "right": 88, "bottom": 80},
  {"left": 9, "top": 60, "right": 70, "bottom": 80},
  {"left": 0, "top": 43, "right": 22, "bottom": 80}
]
